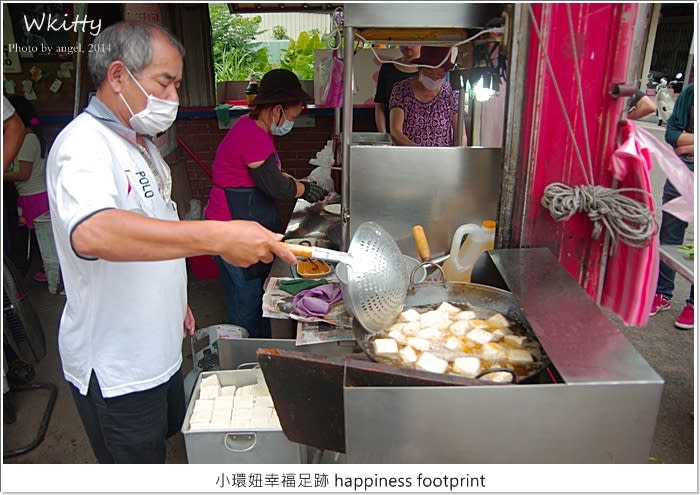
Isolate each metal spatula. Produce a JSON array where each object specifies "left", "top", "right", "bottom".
[{"left": 284, "top": 222, "right": 409, "bottom": 333}]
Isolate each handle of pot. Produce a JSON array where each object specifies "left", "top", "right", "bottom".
[
  {"left": 282, "top": 242, "right": 349, "bottom": 264},
  {"left": 412, "top": 225, "right": 431, "bottom": 261}
]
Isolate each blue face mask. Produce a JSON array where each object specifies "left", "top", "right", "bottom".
[{"left": 270, "top": 106, "right": 294, "bottom": 136}]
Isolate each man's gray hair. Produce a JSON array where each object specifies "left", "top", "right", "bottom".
[{"left": 88, "top": 21, "right": 185, "bottom": 87}]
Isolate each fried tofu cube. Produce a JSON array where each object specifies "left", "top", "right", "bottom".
[
  {"left": 437, "top": 302, "right": 461, "bottom": 314},
  {"left": 406, "top": 337, "right": 431, "bottom": 352},
  {"left": 445, "top": 336, "right": 462, "bottom": 350},
  {"left": 453, "top": 357, "right": 481, "bottom": 377},
  {"left": 449, "top": 320, "right": 472, "bottom": 337},
  {"left": 416, "top": 352, "right": 449, "bottom": 374},
  {"left": 486, "top": 313, "right": 511, "bottom": 329},
  {"left": 454, "top": 310, "right": 477, "bottom": 320},
  {"left": 399, "top": 345, "right": 418, "bottom": 364},
  {"left": 401, "top": 321, "right": 421, "bottom": 336},
  {"left": 399, "top": 309, "right": 421, "bottom": 322},
  {"left": 386, "top": 322, "right": 406, "bottom": 334},
  {"left": 481, "top": 342, "right": 507, "bottom": 361},
  {"left": 417, "top": 327, "right": 442, "bottom": 340},
  {"left": 491, "top": 327, "right": 513, "bottom": 339},
  {"left": 466, "top": 328, "right": 495, "bottom": 345},
  {"left": 504, "top": 334, "right": 527, "bottom": 348},
  {"left": 373, "top": 338, "right": 399, "bottom": 355},
  {"left": 388, "top": 329, "right": 407, "bottom": 345},
  {"left": 507, "top": 348, "right": 533, "bottom": 364},
  {"left": 469, "top": 319, "right": 489, "bottom": 329}
]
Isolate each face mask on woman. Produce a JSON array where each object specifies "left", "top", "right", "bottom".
[
  {"left": 270, "top": 106, "right": 294, "bottom": 136},
  {"left": 419, "top": 72, "right": 445, "bottom": 91},
  {"left": 119, "top": 65, "right": 179, "bottom": 136}
]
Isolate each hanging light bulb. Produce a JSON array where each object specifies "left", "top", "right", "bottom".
[{"left": 473, "top": 75, "right": 496, "bottom": 102}]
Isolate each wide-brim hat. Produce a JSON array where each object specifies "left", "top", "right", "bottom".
[
  {"left": 412, "top": 46, "right": 457, "bottom": 71},
  {"left": 249, "top": 68, "right": 311, "bottom": 106}
]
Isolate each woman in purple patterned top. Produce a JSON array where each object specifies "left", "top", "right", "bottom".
[{"left": 388, "top": 46, "right": 467, "bottom": 147}]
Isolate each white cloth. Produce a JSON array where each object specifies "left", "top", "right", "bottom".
[
  {"left": 13, "top": 133, "right": 46, "bottom": 196},
  {"left": 3, "top": 96, "right": 15, "bottom": 121},
  {"left": 46, "top": 111, "right": 187, "bottom": 398}
]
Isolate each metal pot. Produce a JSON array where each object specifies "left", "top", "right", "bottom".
[{"left": 351, "top": 280, "right": 551, "bottom": 384}]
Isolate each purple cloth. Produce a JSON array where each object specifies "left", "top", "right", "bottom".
[
  {"left": 292, "top": 284, "right": 343, "bottom": 318},
  {"left": 388, "top": 78, "right": 459, "bottom": 146}
]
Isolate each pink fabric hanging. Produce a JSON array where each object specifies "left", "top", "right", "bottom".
[{"left": 601, "top": 121, "right": 659, "bottom": 327}]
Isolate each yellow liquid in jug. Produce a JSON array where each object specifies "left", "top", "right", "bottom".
[{"left": 442, "top": 236, "right": 495, "bottom": 282}]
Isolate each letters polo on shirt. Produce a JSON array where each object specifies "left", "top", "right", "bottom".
[{"left": 46, "top": 98, "right": 187, "bottom": 398}]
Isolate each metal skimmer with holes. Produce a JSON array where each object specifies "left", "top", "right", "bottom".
[{"left": 344, "top": 222, "right": 409, "bottom": 333}]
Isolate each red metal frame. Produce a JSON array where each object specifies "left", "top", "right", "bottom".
[{"left": 513, "top": 3, "right": 638, "bottom": 299}]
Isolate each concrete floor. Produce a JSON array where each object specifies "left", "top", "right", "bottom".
[{"left": 2, "top": 120, "right": 695, "bottom": 464}]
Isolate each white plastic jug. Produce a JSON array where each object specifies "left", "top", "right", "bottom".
[{"left": 442, "top": 220, "right": 496, "bottom": 282}]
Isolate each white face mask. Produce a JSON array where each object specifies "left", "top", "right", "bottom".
[
  {"left": 119, "top": 66, "right": 179, "bottom": 136},
  {"left": 419, "top": 72, "right": 445, "bottom": 91}
]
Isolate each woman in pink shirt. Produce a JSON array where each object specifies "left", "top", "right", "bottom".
[{"left": 204, "top": 69, "right": 327, "bottom": 337}]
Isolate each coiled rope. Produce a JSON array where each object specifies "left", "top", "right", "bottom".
[
  {"left": 541, "top": 183, "right": 657, "bottom": 249},
  {"left": 528, "top": 4, "right": 658, "bottom": 252}
]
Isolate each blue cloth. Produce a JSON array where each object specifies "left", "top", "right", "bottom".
[
  {"left": 657, "top": 84, "right": 694, "bottom": 305},
  {"left": 215, "top": 255, "right": 271, "bottom": 338},
  {"left": 656, "top": 161, "right": 694, "bottom": 305}
]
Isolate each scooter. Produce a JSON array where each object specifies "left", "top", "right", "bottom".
[{"left": 655, "top": 77, "right": 674, "bottom": 126}]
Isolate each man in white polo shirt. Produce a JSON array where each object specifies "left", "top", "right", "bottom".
[{"left": 46, "top": 21, "right": 296, "bottom": 463}]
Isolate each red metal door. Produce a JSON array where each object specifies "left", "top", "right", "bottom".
[{"left": 512, "top": 3, "right": 638, "bottom": 299}]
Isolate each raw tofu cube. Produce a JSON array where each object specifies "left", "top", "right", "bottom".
[
  {"left": 198, "top": 385, "right": 220, "bottom": 400},
  {"left": 230, "top": 417, "right": 251, "bottom": 429},
  {"left": 254, "top": 396, "right": 274, "bottom": 408},
  {"left": 491, "top": 327, "right": 513, "bottom": 339},
  {"left": 399, "top": 345, "right": 418, "bottom": 364},
  {"left": 190, "top": 410, "right": 212, "bottom": 424},
  {"left": 234, "top": 396, "right": 254, "bottom": 409},
  {"left": 373, "top": 338, "right": 399, "bottom": 355},
  {"left": 399, "top": 309, "right": 421, "bottom": 322},
  {"left": 212, "top": 410, "right": 232, "bottom": 424},
  {"left": 449, "top": 320, "right": 472, "bottom": 337},
  {"left": 232, "top": 407, "right": 252, "bottom": 419},
  {"left": 417, "top": 327, "right": 442, "bottom": 340},
  {"left": 401, "top": 321, "right": 421, "bottom": 336},
  {"left": 416, "top": 352, "right": 449, "bottom": 374},
  {"left": 388, "top": 329, "right": 407, "bottom": 345},
  {"left": 453, "top": 357, "right": 481, "bottom": 377},
  {"left": 235, "top": 385, "right": 255, "bottom": 397},
  {"left": 454, "top": 310, "right": 477, "bottom": 320},
  {"left": 466, "top": 328, "right": 495, "bottom": 345},
  {"left": 192, "top": 399, "right": 214, "bottom": 414},
  {"left": 486, "top": 313, "right": 511, "bottom": 329},
  {"left": 214, "top": 396, "right": 234, "bottom": 408},
  {"left": 220, "top": 385, "right": 237, "bottom": 396},
  {"left": 445, "top": 336, "right": 462, "bottom": 350},
  {"left": 188, "top": 422, "right": 210, "bottom": 431},
  {"left": 507, "top": 348, "right": 533, "bottom": 364},
  {"left": 481, "top": 343, "right": 507, "bottom": 362},
  {"left": 437, "top": 302, "right": 461, "bottom": 314},
  {"left": 504, "top": 334, "right": 527, "bottom": 348},
  {"left": 406, "top": 336, "right": 431, "bottom": 352},
  {"left": 201, "top": 374, "right": 220, "bottom": 387}
]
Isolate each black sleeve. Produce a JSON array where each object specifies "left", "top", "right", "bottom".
[
  {"left": 374, "top": 64, "right": 390, "bottom": 103},
  {"left": 249, "top": 153, "right": 297, "bottom": 199}
]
